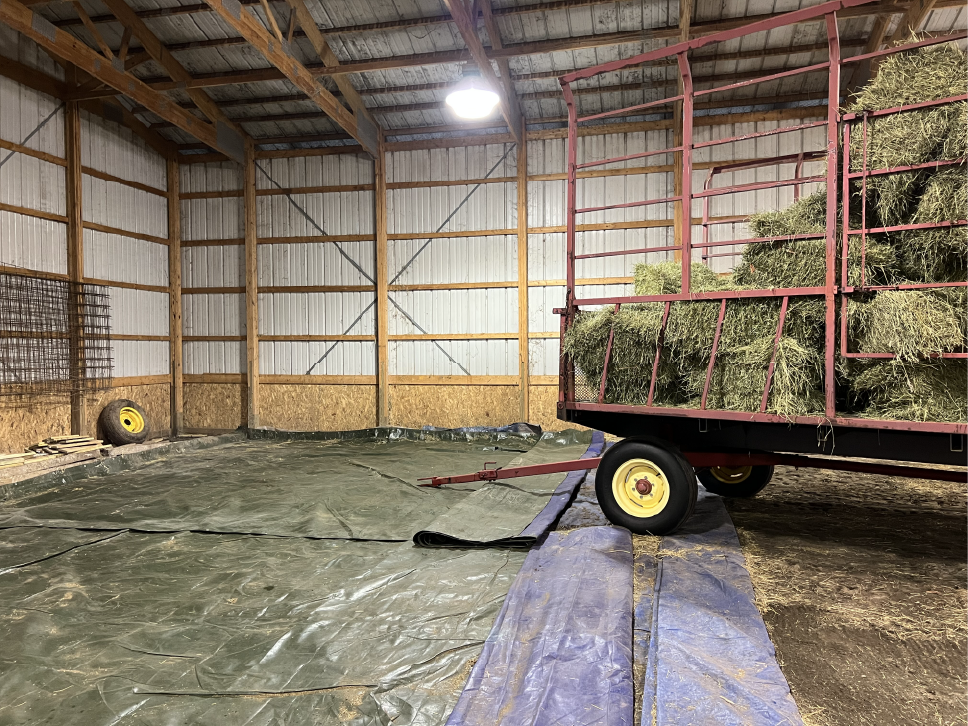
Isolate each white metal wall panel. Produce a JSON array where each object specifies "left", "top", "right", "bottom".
[
  {"left": 180, "top": 161, "right": 242, "bottom": 193},
  {"left": 184, "top": 341, "right": 245, "bottom": 375},
  {"left": 389, "top": 289, "right": 517, "bottom": 335},
  {"left": 183, "top": 293, "right": 245, "bottom": 336},
  {"left": 258, "top": 241, "right": 374, "bottom": 286},
  {"left": 80, "top": 111, "right": 166, "bottom": 191},
  {"left": 108, "top": 287, "right": 169, "bottom": 337},
  {"left": 0, "top": 211, "right": 66, "bottom": 274},
  {"left": 182, "top": 245, "right": 244, "bottom": 288},
  {"left": 113, "top": 340, "right": 170, "bottom": 378},
  {"left": 0, "top": 74, "right": 64, "bottom": 157},
  {"left": 256, "top": 154, "right": 374, "bottom": 189},
  {"left": 386, "top": 144, "right": 517, "bottom": 184},
  {"left": 83, "top": 174, "right": 167, "bottom": 238},
  {"left": 0, "top": 153, "right": 65, "bottom": 215},
  {"left": 389, "top": 235, "right": 516, "bottom": 285},
  {"left": 181, "top": 198, "right": 243, "bottom": 241},
  {"left": 387, "top": 183, "right": 516, "bottom": 235},
  {"left": 390, "top": 340, "right": 518, "bottom": 376},
  {"left": 257, "top": 191, "right": 375, "bottom": 238},
  {"left": 259, "top": 292, "right": 376, "bottom": 335},
  {"left": 260, "top": 341, "right": 375, "bottom": 376},
  {"left": 84, "top": 228, "right": 168, "bottom": 287}
]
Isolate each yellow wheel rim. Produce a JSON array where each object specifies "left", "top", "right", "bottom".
[
  {"left": 119, "top": 407, "right": 145, "bottom": 434},
  {"left": 710, "top": 465, "right": 753, "bottom": 484},
  {"left": 612, "top": 458, "right": 670, "bottom": 519}
]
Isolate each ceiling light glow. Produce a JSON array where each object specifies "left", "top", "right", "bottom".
[{"left": 445, "top": 74, "right": 500, "bottom": 119}]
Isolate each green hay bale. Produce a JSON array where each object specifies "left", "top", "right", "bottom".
[
  {"left": 898, "top": 227, "right": 967, "bottom": 283},
  {"left": 747, "top": 188, "right": 827, "bottom": 238},
  {"left": 850, "top": 359, "right": 967, "bottom": 422},
  {"left": 707, "top": 336, "right": 825, "bottom": 417},
  {"left": 739, "top": 222, "right": 897, "bottom": 289},
  {"left": 846, "top": 288, "right": 967, "bottom": 362},
  {"left": 633, "top": 260, "right": 732, "bottom": 295},
  {"left": 848, "top": 40, "right": 968, "bottom": 112}
]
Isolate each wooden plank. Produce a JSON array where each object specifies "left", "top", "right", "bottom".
[
  {"left": 673, "top": 0, "right": 692, "bottom": 264},
  {"left": 0, "top": 136, "right": 66, "bottom": 166},
  {"left": 243, "top": 141, "right": 259, "bottom": 429},
  {"left": 0, "top": 201, "right": 67, "bottom": 224},
  {"left": 390, "top": 333, "right": 518, "bottom": 340},
  {"left": 200, "top": 0, "right": 376, "bottom": 156},
  {"left": 184, "top": 373, "right": 377, "bottom": 384},
  {"left": 65, "top": 101, "right": 85, "bottom": 436},
  {"left": 375, "top": 139, "right": 389, "bottom": 426},
  {"left": 168, "top": 156, "right": 183, "bottom": 436},
  {"left": 516, "top": 119, "right": 529, "bottom": 422},
  {"left": 110, "top": 334, "right": 171, "bottom": 341},
  {"left": 83, "top": 277, "right": 170, "bottom": 293},
  {"left": 254, "top": 146, "right": 365, "bottom": 159},
  {"left": 0, "top": 265, "right": 67, "bottom": 281},
  {"left": 82, "top": 221, "right": 170, "bottom": 245},
  {"left": 389, "top": 375, "right": 519, "bottom": 386},
  {"left": 389, "top": 281, "right": 516, "bottom": 291},
  {"left": 113, "top": 374, "right": 173, "bottom": 386},
  {"left": 82, "top": 165, "right": 167, "bottom": 196},
  {"left": 388, "top": 228, "right": 517, "bottom": 240},
  {"left": 180, "top": 237, "right": 245, "bottom": 247},
  {"left": 261, "top": 335, "right": 375, "bottom": 341},
  {"left": 0, "top": 0, "right": 231, "bottom": 159}
]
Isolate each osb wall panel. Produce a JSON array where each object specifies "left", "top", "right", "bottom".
[
  {"left": 528, "top": 385, "right": 588, "bottom": 432},
  {"left": 90, "top": 384, "right": 171, "bottom": 439},
  {"left": 261, "top": 385, "right": 377, "bottom": 432},
  {"left": 389, "top": 385, "right": 519, "bottom": 430},
  {"left": 0, "top": 399, "right": 71, "bottom": 454},
  {"left": 184, "top": 383, "right": 246, "bottom": 431}
]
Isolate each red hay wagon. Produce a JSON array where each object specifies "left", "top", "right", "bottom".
[{"left": 424, "top": 0, "right": 967, "bottom": 535}]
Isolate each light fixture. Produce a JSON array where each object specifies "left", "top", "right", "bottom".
[{"left": 445, "top": 70, "right": 500, "bottom": 119}]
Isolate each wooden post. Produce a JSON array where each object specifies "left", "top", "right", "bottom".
[
  {"left": 65, "top": 100, "right": 86, "bottom": 435},
  {"left": 243, "top": 139, "right": 260, "bottom": 428},
  {"left": 375, "top": 137, "right": 389, "bottom": 426},
  {"left": 516, "top": 122, "right": 530, "bottom": 422},
  {"left": 167, "top": 157, "right": 183, "bottom": 435}
]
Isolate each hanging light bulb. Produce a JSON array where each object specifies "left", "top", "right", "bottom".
[{"left": 445, "top": 69, "right": 500, "bottom": 120}]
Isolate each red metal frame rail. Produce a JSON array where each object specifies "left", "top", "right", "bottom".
[
  {"left": 555, "top": 0, "right": 968, "bottom": 436},
  {"left": 418, "top": 453, "right": 966, "bottom": 487}
]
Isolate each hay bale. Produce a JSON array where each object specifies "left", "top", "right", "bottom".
[
  {"left": 850, "top": 359, "right": 967, "bottom": 423},
  {"left": 846, "top": 288, "right": 967, "bottom": 362},
  {"left": 898, "top": 167, "right": 968, "bottom": 282}
]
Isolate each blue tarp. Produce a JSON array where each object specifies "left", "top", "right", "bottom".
[
  {"left": 643, "top": 487, "right": 804, "bottom": 726},
  {"left": 447, "top": 526, "right": 634, "bottom": 726}
]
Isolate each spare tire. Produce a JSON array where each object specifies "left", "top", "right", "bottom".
[{"left": 99, "top": 399, "right": 150, "bottom": 445}]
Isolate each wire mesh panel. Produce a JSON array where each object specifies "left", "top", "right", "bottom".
[{"left": 0, "top": 273, "right": 112, "bottom": 400}]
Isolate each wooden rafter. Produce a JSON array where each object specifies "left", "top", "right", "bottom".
[
  {"left": 0, "top": 0, "right": 241, "bottom": 161},
  {"left": 479, "top": 0, "right": 521, "bottom": 124},
  {"left": 284, "top": 0, "right": 381, "bottom": 135},
  {"left": 885, "top": 0, "right": 938, "bottom": 45},
  {"left": 200, "top": 0, "right": 379, "bottom": 156},
  {"left": 443, "top": 0, "right": 520, "bottom": 141},
  {"left": 98, "top": 0, "right": 246, "bottom": 139}
]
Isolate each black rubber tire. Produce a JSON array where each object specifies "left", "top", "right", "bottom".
[
  {"left": 99, "top": 399, "right": 149, "bottom": 446},
  {"left": 595, "top": 439, "right": 698, "bottom": 535},
  {"left": 697, "top": 464, "right": 774, "bottom": 498}
]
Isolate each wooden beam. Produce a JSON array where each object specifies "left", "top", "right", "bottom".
[
  {"left": 480, "top": 0, "right": 522, "bottom": 126},
  {"left": 200, "top": 0, "right": 378, "bottom": 156},
  {"left": 884, "top": 0, "right": 938, "bottom": 45},
  {"left": 98, "top": 0, "right": 246, "bottom": 139},
  {"left": 442, "top": 0, "right": 520, "bottom": 140},
  {"left": 673, "top": 0, "right": 691, "bottom": 264},
  {"left": 0, "top": 0, "right": 237, "bottom": 161},
  {"left": 375, "top": 138, "right": 389, "bottom": 426},
  {"left": 65, "top": 100, "right": 86, "bottom": 435},
  {"left": 284, "top": 0, "right": 382, "bottom": 140},
  {"left": 167, "top": 157, "right": 183, "bottom": 435},
  {"left": 243, "top": 140, "right": 260, "bottom": 428},
  {"left": 515, "top": 116, "right": 529, "bottom": 422}
]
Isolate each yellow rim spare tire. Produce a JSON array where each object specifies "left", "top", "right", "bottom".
[{"left": 99, "top": 399, "right": 150, "bottom": 446}]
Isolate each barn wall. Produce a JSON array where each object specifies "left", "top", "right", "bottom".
[
  {"left": 177, "top": 115, "right": 825, "bottom": 433},
  {"left": 0, "top": 47, "right": 172, "bottom": 452}
]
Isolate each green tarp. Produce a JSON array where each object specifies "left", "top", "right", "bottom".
[{"left": 0, "top": 428, "right": 594, "bottom": 725}]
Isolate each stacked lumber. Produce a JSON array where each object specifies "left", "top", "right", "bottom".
[{"left": 26, "top": 435, "right": 111, "bottom": 457}]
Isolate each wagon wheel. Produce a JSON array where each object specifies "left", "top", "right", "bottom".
[
  {"left": 697, "top": 464, "right": 774, "bottom": 498},
  {"left": 595, "top": 439, "right": 698, "bottom": 535}
]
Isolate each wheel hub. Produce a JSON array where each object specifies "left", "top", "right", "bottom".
[{"left": 612, "top": 458, "right": 670, "bottom": 519}]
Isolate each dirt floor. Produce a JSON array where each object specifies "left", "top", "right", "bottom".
[{"left": 726, "top": 466, "right": 967, "bottom": 726}]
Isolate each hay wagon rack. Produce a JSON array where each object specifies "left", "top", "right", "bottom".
[{"left": 423, "top": 0, "right": 967, "bottom": 535}]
